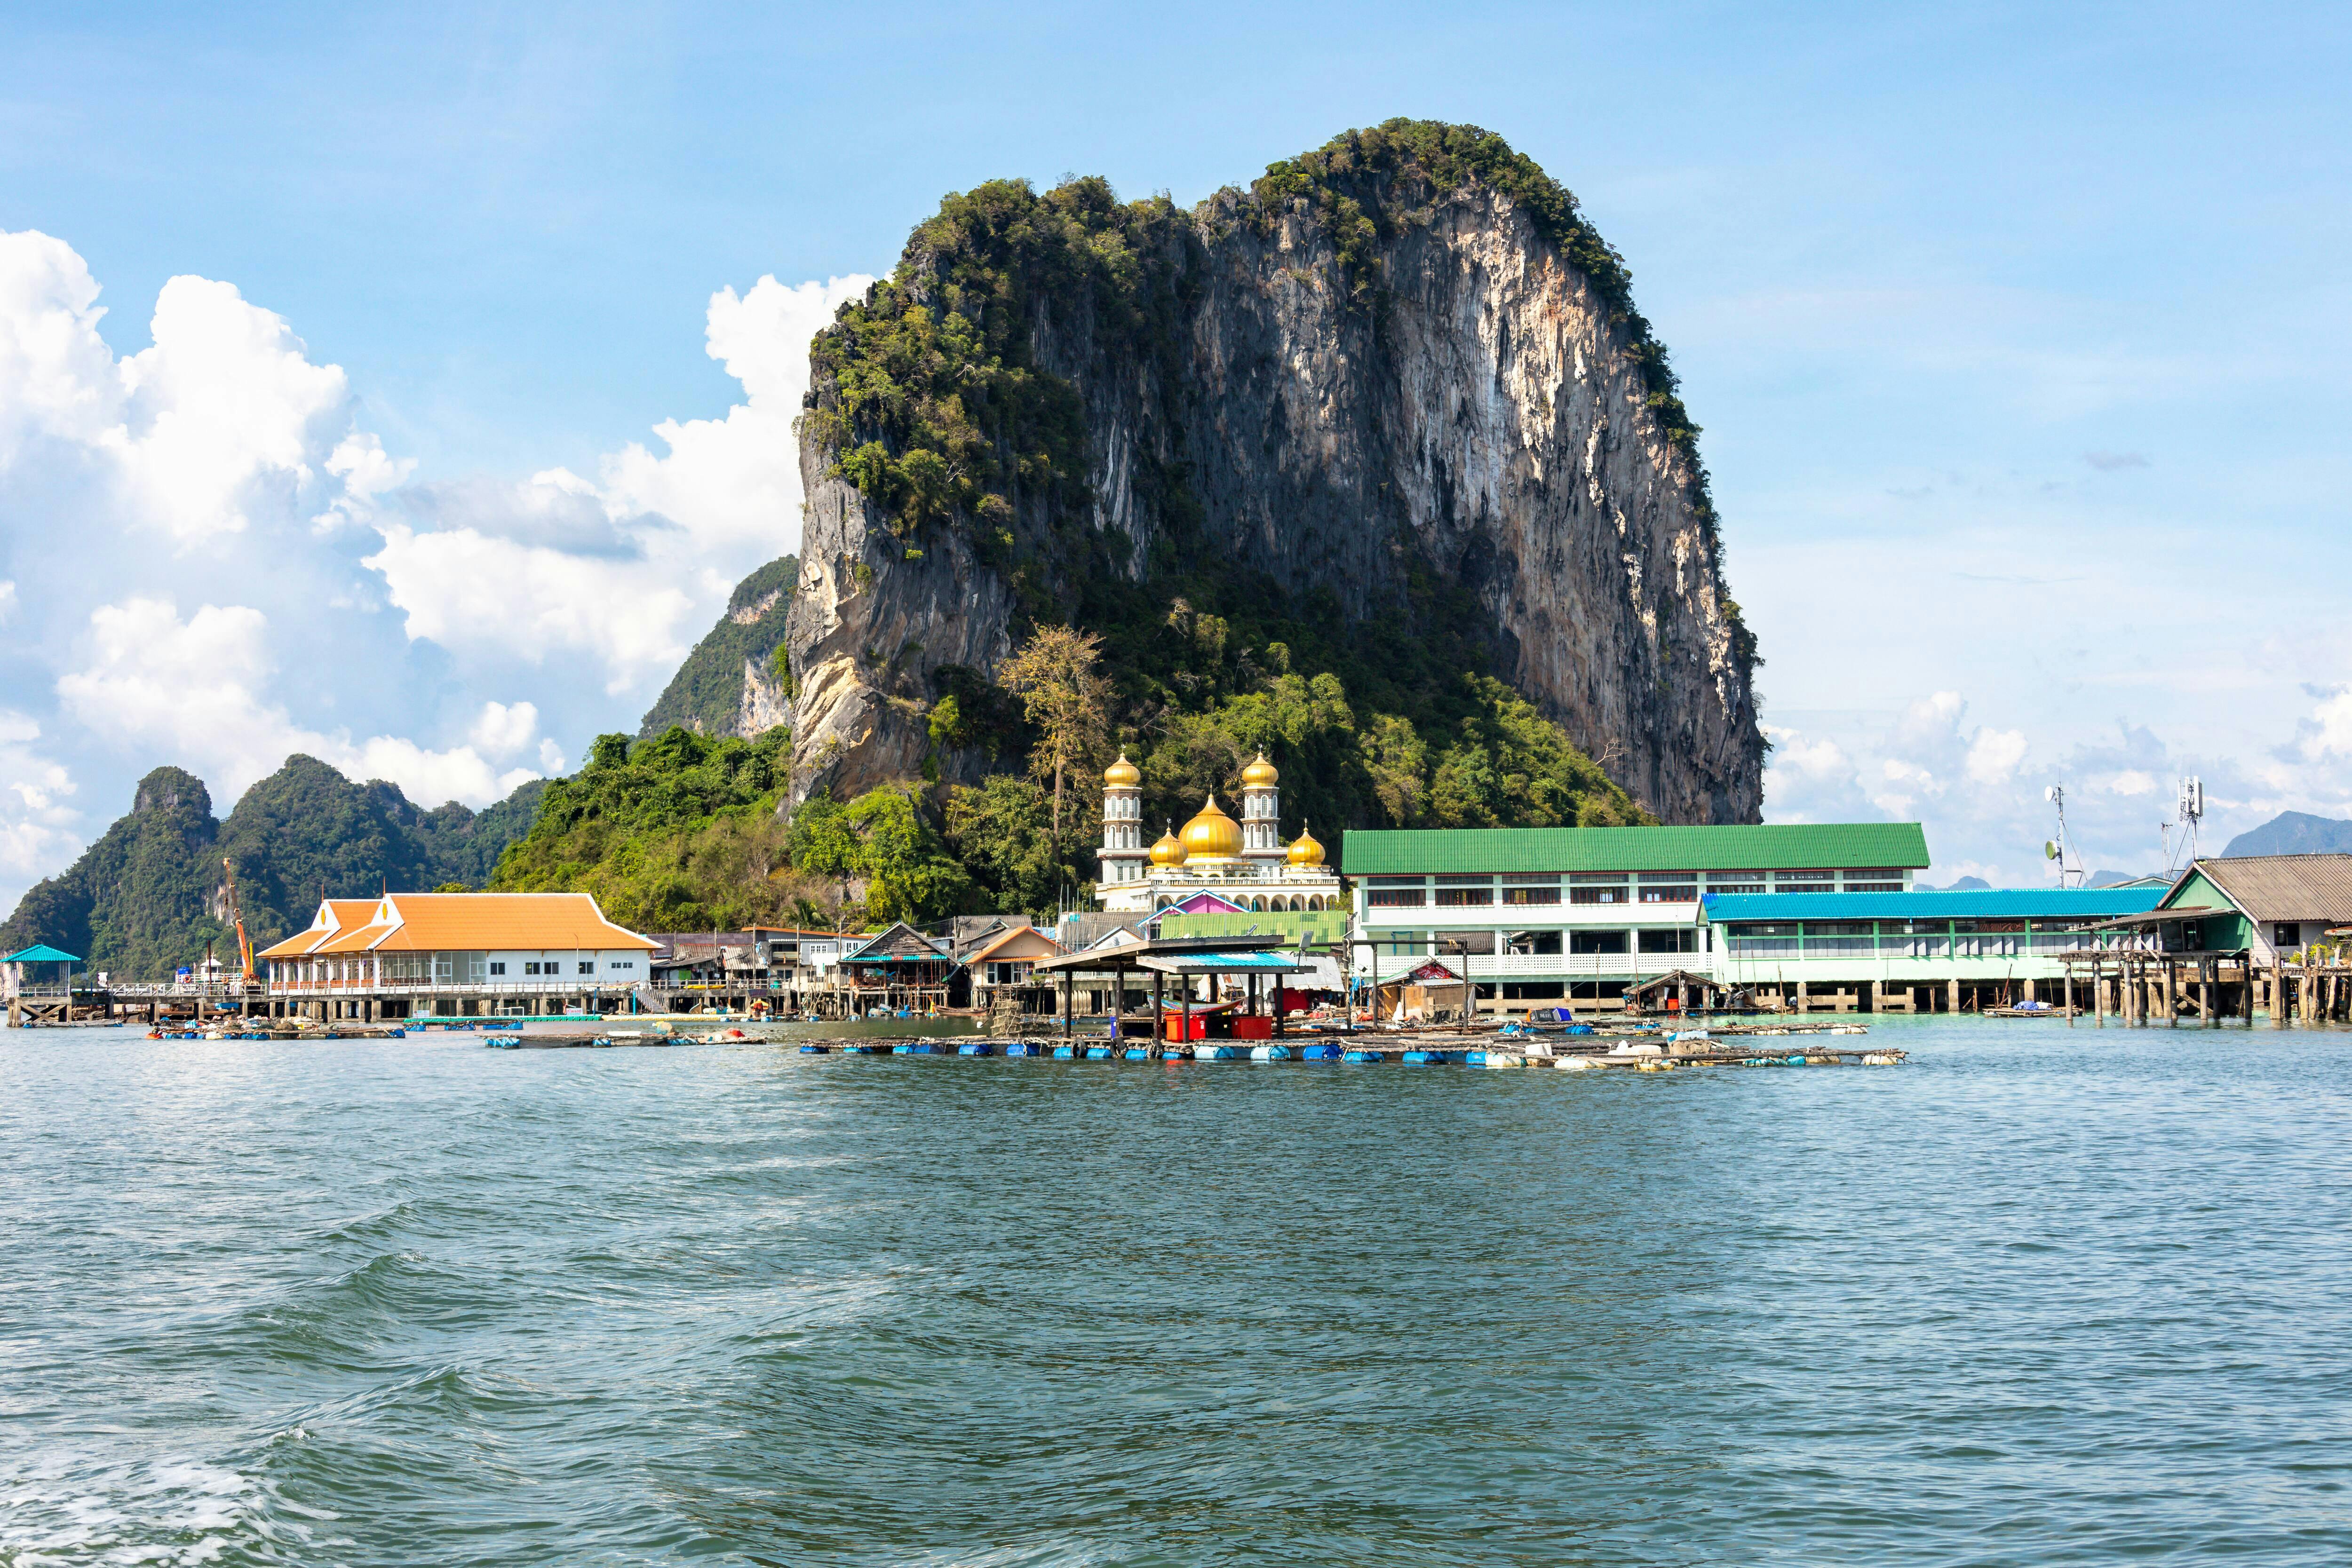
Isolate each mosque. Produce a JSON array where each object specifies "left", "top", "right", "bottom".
[{"left": 1095, "top": 751, "right": 1344, "bottom": 915}]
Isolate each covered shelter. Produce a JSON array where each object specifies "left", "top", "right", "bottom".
[
  {"left": 3, "top": 943, "right": 82, "bottom": 1025},
  {"left": 1623, "top": 967, "right": 1732, "bottom": 1015},
  {"left": 1033, "top": 934, "right": 1317, "bottom": 1040}
]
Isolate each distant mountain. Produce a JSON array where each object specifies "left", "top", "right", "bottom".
[
  {"left": 2222, "top": 811, "right": 2352, "bottom": 857},
  {"left": 1920, "top": 875, "right": 1991, "bottom": 891},
  {"left": 0, "top": 757, "right": 545, "bottom": 979},
  {"left": 2085, "top": 870, "right": 2164, "bottom": 888},
  {"left": 637, "top": 555, "right": 795, "bottom": 740}
]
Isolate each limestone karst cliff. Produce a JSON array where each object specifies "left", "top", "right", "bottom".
[{"left": 787, "top": 119, "right": 1763, "bottom": 827}]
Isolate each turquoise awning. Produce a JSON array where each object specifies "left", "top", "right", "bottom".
[{"left": 2, "top": 944, "right": 80, "bottom": 964}]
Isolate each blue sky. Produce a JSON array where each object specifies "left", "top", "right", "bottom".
[{"left": 1, "top": 0, "right": 2347, "bottom": 904}]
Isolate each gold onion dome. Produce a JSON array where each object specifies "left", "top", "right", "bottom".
[
  {"left": 1241, "top": 752, "right": 1279, "bottom": 787},
  {"left": 1150, "top": 824, "right": 1188, "bottom": 867},
  {"left": 1104, "top": 752, "right": 1141, "bottom": 788},
  {"left": 1178, "top": 794, "right": 1243, "bottom": 860},
  {"left": 1287, "top": 824, "right": 1326, "bottom": 867}
]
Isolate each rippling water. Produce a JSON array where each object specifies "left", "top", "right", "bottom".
[{"left": 4, "top": 1017, "right": 2349, "bottom": 1565}]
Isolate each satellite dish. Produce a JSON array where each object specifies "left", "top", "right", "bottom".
[
  {"left": 2044, "top": 841, "right": 2058, "bottom": 860},
  {"left": 2044, "top": 786, "right": 2059, "bottom": 803}
]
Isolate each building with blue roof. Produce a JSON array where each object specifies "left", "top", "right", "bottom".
[{"left": 1700, "top": 886, "right": 2168, "bottom": 1012}]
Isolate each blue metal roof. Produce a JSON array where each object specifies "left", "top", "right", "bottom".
[
  {"left": 1, "top": 944, "right": 80, "bottom": 963},
  {"left": 1701, "top": 888, "right": 2168, "bottom": 922}
]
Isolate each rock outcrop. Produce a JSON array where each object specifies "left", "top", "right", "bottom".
[{"left": 787, "top": 121, "right": 1764, "bottom": 823}]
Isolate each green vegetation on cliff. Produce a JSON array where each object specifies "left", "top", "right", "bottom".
[
  {"left": 491, "top": 726, "right": 975, "bottom": 928},
  {"left": 636, "top": 555, "right": 797, "bottom": 738},
  {"left": 0, "top": 760, "right": 545, "bottom": 978}
]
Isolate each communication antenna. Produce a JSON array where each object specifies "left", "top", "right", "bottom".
[
  {"left": 2166, "top": 776, "right": 2204, "bottom": 872},
  {"left": 2043, "top": 785, "right": 2085, "bottom": 889}
]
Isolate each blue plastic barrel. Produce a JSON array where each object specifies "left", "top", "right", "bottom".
[
  {"left": 1301, "top": 1043, "right": 1343, "bottom": 1061},
  {"left": 799, "top": 1044, "right": 829, "bottom": 1053},
  {"left": 1052, "top": 1044, "right": 1077, "bottom": 1059},
  {"left": 1343, "top": 1049, "right": 1383, "bottom": 1063},
  {"left": 1402, "top": 1049, "right": 1454, "bottom": 1065},
  {"left": 1122, "top": 1046, "right": 1152, "bottom": 1061},
  {"left": 957, "top": 1042, "right": 994, "bottom": 1056}
]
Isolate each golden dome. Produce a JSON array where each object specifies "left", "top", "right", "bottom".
[
  {"left": 1178, "top": 794, "right": 1243, "bottom": 860},
  {"left": 1149, "top": 824, "right": 1188, "bottom": 867},
  {"left": 1104, "top": 752, "right": 1141, "bottom": 788},
  {"left": 1286, "top": 824, "right": 1325, "bottom": 867},
  {"left": 1241, "top": 752, "right": 1279, "bottom": 788}
]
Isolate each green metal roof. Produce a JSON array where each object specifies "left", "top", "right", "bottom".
[{"left": 1338, "top": 823, "right": 1931, "bottom": 877}]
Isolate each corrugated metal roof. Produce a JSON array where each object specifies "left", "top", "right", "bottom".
[
  {"left": 1338, "top": 823, "right": 1931, "bottom": 876},
  {"left": 2185, "top": 855, "right": 2352, "bottom": 923},
  {"left": 1701, "top": 888, "right": 2167, "bottom": 922}
]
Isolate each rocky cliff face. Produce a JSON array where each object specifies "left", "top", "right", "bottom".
[{"left": 788, "top": 121, "right": 1763, "bottom": 823}]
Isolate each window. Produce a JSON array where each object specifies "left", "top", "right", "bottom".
[
  {"left": 1803, "top": 921, "right": 1875, "bottom": 956},
  {"left": 1500, "top": 875, "right": 1560, "bottom": 906},
  {"left": 1434, "top": 930, "right": 1496, "bottom": 956},
  {"left": 1639, "top": 872, "right": 1698, "bottom": 903},
  {"left": 1435, "top": 887, "right": 1494, "bottom": 907},
  {"left": 1569, "top": 875, "right": 1628, "bottom": 906},
  {"left": 1367, "top": 889, "right": 1426, "bottom": 908},
  {"left": 1377, "top": 930, "right": 1430, "bottom": 956},
  {"left": 609, "top": 959, "right": 635, "bottom": 972},
  {"left": 489, "top": 961, "right": 507, "bottom": 976},
  {"left": 1368, "top": 875, "right": 1425, "bottom": 887},
  {"left": 1776, "top": 871, "right": 1834, "bottom": 893},
  {"left": 1708, "top": 871, "right": 1767, "bottom": 894},
  {"left": 1881, "top": 922, "right": 1948, "bottom": 957},
  {"left": 1726, "top": 922, "right": 1799, "bottom": 956},
  {"left": 1504, "top": 930, "right": 1563, "bottom": 956},
  {"left": 1570, "top": 929, "right": 1629, "bottom": 955},
  {"left": 1436, "top": 874, "right": 1493, "bottom": 886},
  {"left": 1844, "top": 870, "right": 1905, "bottom": 893},
  {"left": 1638, "top": 928, "right": 1698, "bottom": 954},
  {"left": 2275, "top": 923, "right": 2299, "bottom": 950},
  {"left": 524, "top": 961, "right": 542, "bottom": 976},
  {"left": 578, "top": 961, "right": 594, "bottom": 975}
]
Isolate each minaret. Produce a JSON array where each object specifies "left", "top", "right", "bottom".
[
  {"left": 1099, "top": 754, "right": 1146, "bottom": 887},
  {"left": 1239, "top": 752, "right": 1285, "bottom": 876}
]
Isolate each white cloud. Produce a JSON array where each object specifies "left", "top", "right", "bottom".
[
  {"left": 1964, "top": 726, "right": 2028, "bottom": 785},
  {"left": 0, "top": 711, "right": 80, "bottom": 884},
  {"left": 369, "top": 272, "right": 873, "bottom": 693},
  {"left": 56, "top": 596, "right": 542, "bottom": 808},
  {"left": 0, "top": 231, "right": 879, "bottom": 916},
  {"left": 468, "top": 700, "right": 541, "bottom": 758},
  {"left": 363, "top": 521, "right": 704, "bottom": 694},
  {"left": 2296, "top": 687, "right": 2352, "bottom": 760},
  {"left": 599, "top": 274, "right": 870, "bottom": 553}
]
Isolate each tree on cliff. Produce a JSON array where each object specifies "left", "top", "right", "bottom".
[{"left": 995, "top": 626, "right": 1110, "bottom": 876}]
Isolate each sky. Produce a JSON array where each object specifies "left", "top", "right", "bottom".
[{"left": 1, "top": 0, "right": 2348, "bottom": 910}]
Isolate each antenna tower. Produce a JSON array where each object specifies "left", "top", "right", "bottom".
[{"left": 2043, "top": 785, "right": 2085, "bottom": 889}]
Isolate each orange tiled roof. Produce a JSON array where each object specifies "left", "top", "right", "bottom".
[
  {"left": 273, "top": 893, "right": 654, "bottom": 957},
  {"left": 256, "top": 899, "right": 380, "bottom": 959}
]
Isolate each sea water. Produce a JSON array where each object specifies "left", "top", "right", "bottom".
[{"left": 2, "top": 1016, "right": 2348, "bottom": 1565}]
